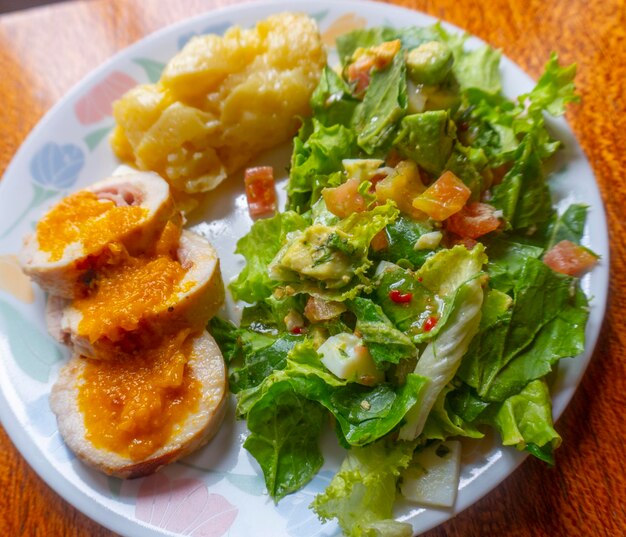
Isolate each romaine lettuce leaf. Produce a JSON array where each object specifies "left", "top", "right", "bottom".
[
  {"left": 421, "top": 383, "right": 484, "bottom": 440},
  {"left": 229, "top": 335, "right": 300, "bottom": 393},
  {"left": 543, "top": 203, "right": 588, "bottom": 249},
  {"left": 244, "top": 381, "right": 326, "bottom": 500},
  {"left": 490, "top": 129, "right": 554, "bottom": 230},
  {"left": 348, "top": 297, "right": 417, "bottom": 367},
  {"left": 311, "top": 66, "right": 359, "bottom": 127},
  {"left": 399, "top": 276, "right": 484, "bottom": 440},
  {"left": 458, "top": 257, "right": 584, "bottom": 401},
  {"left": 353, "top": 53, "right": 408, "bottom": 155},
  {"left": 229, "top": 211, "right": 309, "bottom": 302},
  {"left": 481, "top": 285, "right": 588, "bottom": 401},
  {"left": 239, "top": 341, "right": 427, "bottom": 447},
  {"left": 484, "top": 235, "right": 545, "bottom": 293}
]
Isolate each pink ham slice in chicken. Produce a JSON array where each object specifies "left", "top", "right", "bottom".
[{"left": 19, "top": 171, "right": 175, "bottom": 298}]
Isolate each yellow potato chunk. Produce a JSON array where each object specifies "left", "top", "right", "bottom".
[{"left": 112, "top": 12, "right": 326, "bottom": 200}]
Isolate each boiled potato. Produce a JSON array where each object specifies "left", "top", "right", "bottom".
[{"left": 112, "top": 12, "right": 326, "bottom": 201}]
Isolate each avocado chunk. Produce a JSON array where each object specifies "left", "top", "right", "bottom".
[
  {"left": 270, "top": 225, "right": 354, "bottom": 289},
  {"left": 407, "top": 41, "right": 454, "bottom": 85}
]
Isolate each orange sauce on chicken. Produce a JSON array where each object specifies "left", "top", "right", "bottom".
[
  {"left": 36, "top": 190, "right": 147, "bottom": 262},
  {"left": 72, "top": 221, "right": 192, "bottom": 346},
  {"left": 78, "top": 330, "right": 201, "bottom": 460}
]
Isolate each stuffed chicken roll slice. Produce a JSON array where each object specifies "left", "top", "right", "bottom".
[
  {"left": 20, "top": 171, "right": 175, "bottom": 298},
  {"left": 52, "top": 229, "right": 224, "bottom": 360},
  {"left": 50, "top": 329, "right": 228, "bottom": 478}
]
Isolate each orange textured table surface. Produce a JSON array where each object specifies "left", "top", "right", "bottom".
[{"left": 0, "top": 0, "right": 625, "bottom": 536}]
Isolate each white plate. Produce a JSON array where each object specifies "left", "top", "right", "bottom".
[{"left": 0, "top": 1, "right": 609, "bottom": 536}]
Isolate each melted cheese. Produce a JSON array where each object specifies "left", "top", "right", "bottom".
[
  {"left": 78, "top": 330, "right": 201, "bottom": 460},
  {"left": 36, "top": 190, "right": 147, "bottom": 262},
  {"left": 72, "top": 226, "right": 191, "bottom": 346}
]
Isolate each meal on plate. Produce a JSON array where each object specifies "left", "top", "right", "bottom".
[
  {"left": 17, "top": 9, "right": 599, "bottom": 537},
  {"left": 212, "top": 22, "right": 598, "bottom": 537},
  {"left": 111, "top": 11, "right": 326, "bottom": 209}
]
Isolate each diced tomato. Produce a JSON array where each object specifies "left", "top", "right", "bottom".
[
  {"left": 422, "top": 315, "right": 438, "bottom": 332},
  {"left": 322, "top": 178, "right": 367, "bottom": 218},
  {"left": 347, "top": 56, "right": 374, "bottom": 95},
  {"left": 447, "top": 202, "right": 501, "bottom": 239},
  {"left": 543, "top": 240, "right": 598, "bottom": 276},
  {"left": 412, "top": 171, "right": 471, "bottom": 221},
  {"left": 389, "top": 289, "right": 413, "bottom": 303},
  {"left": 347, "top": 40, "right": 401, "bottom": 95},
  {"left": 370, "top": 230, "right": 389, "bottom": 252},
  {"left": 244, "top": 166, "right": 276, "bottom": 218}
]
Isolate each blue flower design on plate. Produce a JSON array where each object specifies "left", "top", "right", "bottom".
[
  {"left": 276, "top": 471, "right": 340, "bottom": 537},
  {"left": 1, "top": 142, "right": 84, "bottom": 238},
  {"left": 177, "top": 22, "right": 232, "bottom": 49},
  {"left": 30, "top": 142, "right": 84, "bottom": 190}
]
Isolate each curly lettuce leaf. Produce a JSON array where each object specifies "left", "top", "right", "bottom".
[
  {"left": 229, "top": 211, "right": 309, "bottom": 302},
  {"left": 485, "top": 379, "right": 561, "bottom": 463},
  {"left": 312, "top": 439, "right": 416, "bottom": 537},
  {"left": 521, "top": 52, "right": 579, "bottom": 117},
  {"left": 287, "top": 119, "right": 357, "bottom": 212}
]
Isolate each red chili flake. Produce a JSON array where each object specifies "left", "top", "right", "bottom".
[
  {"left": 389, "top": 289, "right": 413, "bottom": 303},
  {"left": 423, "top": 315, "right": 438, "bottom": 332},
  {"left": 291, "top": 326, "right": 304, "bottom": 335},
  {"left": 417, "top": 276, "right": 423, "bottom": 282}
]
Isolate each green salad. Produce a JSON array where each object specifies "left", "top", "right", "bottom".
[{"left": 211, "top": 23, "right": 597, "bottom": 537}]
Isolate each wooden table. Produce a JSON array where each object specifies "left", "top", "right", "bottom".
[{"left": 0, "top": 0, "right": 624, "bottom": 535}]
